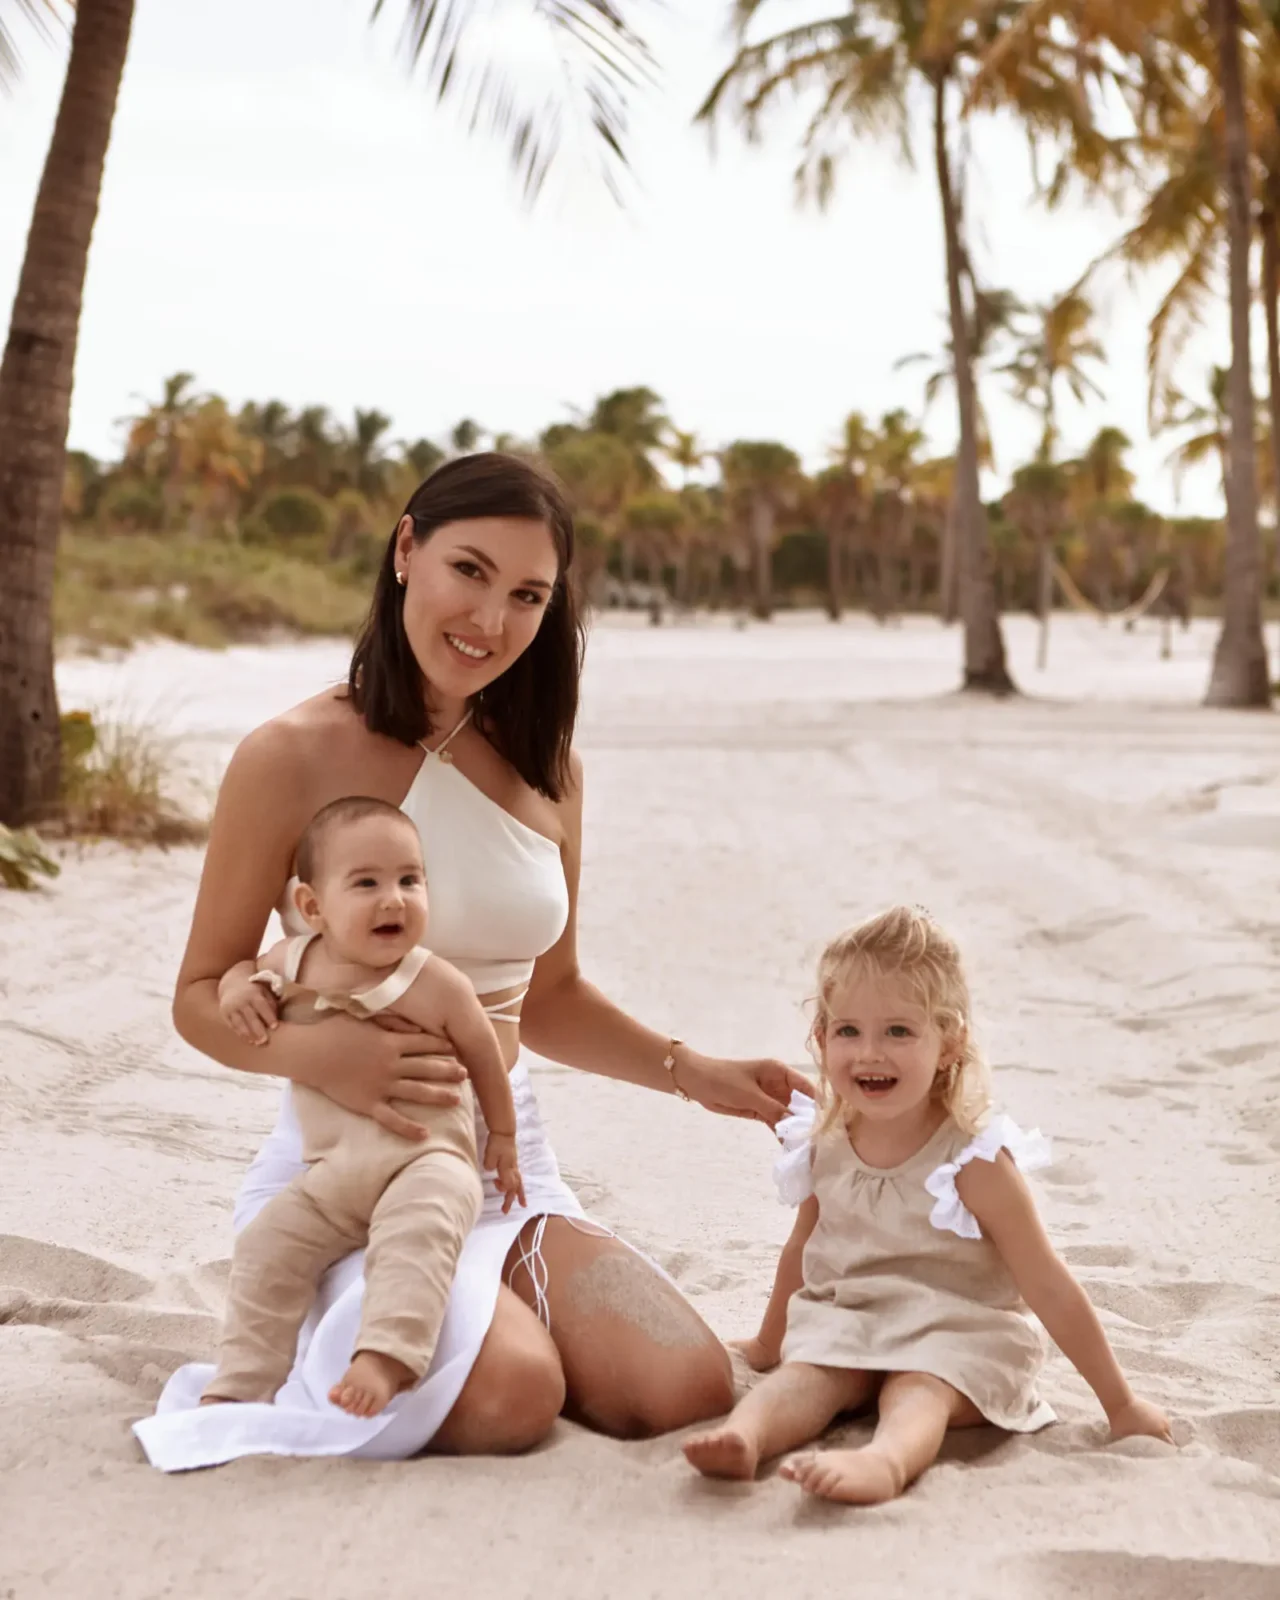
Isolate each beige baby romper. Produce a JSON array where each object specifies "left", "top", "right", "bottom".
[
  {"left": 776, "top": 1096, "right": 1057, "bottom": 1432},
  {"left": 203, "top": 936, "right": 484, "bottom": 1405}
]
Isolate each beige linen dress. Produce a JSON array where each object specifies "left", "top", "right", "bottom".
[{"left": 776, "top": 1095, "right": 1056, "bottom": 1433}]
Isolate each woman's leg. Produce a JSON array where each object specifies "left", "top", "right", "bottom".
[
  {"left": 431, "top": 1284, "right": 566, "bottom": 1455},
  {"left": 684, "top": 1363, "right": 876, "bottom": 1480},
  {"left": 506, "top": 1217, "right": 735, "bottom": 1439},
  {"left": 781, "top": 1371, "right": 983, "bottom": 1505}
]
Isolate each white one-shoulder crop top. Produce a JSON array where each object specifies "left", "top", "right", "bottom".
[{"left": 280, "top": 711, "right": 569, "bottom": 1000}]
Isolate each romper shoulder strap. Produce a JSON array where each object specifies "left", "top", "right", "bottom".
[{"left": 344, "top": 945, "right": 431, "bottom": 1017}]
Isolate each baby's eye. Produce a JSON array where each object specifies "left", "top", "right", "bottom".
[
  {"left": 400, "top": 874, "right": 421, "bottom": 888},
  {"left": 355, "top": 876, "right": 377, "bottom": 889}
]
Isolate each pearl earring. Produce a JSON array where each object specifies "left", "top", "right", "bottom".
[{"left": 396, "top": 570, "right": 407, "bottom": 587}]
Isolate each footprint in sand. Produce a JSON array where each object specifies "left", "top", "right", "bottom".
[
  {"left": 1027, "top": 912, "right": 1143, "bottom": 948},
  {"left": 1205, "top": 1042, "right": 1273, "bottom": 1068},
  {"left": 1019, "top": 1552, "right": 1280, "bottom": 1600},
  {"left": 1060, "top": 1243, "right": 1136, "bottom": 1270}
]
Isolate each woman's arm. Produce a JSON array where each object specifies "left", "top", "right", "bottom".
[
  {"left": 737, "top": 1196, "right": 819, "bottom": 1371},
  {"left": 957, "top": 1154, "right": 1173, "bottom": 1442},
  {"left": 173, "top": 722, "right": 465, "bottom": 1140},
  {"left": 520, "top": 754, "right": 811, "bottom": 1125}
]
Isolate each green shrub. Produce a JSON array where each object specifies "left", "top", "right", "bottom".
[
  {"left": 100, "top": 479, "right": 165, "bottom": 532},
  {"left": 0, "top": 825, "right": 60, "bottom": 891},
  {"left": 253, "top": 487, "right": 333, "bottom": 543}
]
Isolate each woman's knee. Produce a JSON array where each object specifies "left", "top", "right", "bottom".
[
  {"left": 585, "top": 1339, "right": 734, "bottom": 1441},
  {"left": 435, "top": 1298, "right": 566, "bottom": 1455}
]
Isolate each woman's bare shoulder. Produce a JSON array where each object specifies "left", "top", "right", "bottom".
[{"left": 230, "top": 690, "right": 360, "bottom": 786}]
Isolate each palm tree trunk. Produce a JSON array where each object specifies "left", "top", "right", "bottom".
[
  {"left": 0, "top": 0, "right": 136, "bottom": 824},
  {"left": 1260, "top": 181, "right": 1280, "bottom": 641},
  {"left": 1036, "top": 519, "right": 1053, "bottom": 670},
  {"left": 825, "top": 523, "right": 843, "bottom": 621},
  {"left": 938, "top": 496, "right": 960, "bottom": 622},
  {"left": 933, "top": 71, "right": 1013, "bottom": 692},
  {"left": 751, "top": 498, "right": 774, "bottom": 620},
  {"left": 1206, "top": 0, "right": 1270, "bottom": 707}
]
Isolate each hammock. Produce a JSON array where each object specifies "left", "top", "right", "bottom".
[{"left": 1051, "top": 562, "right": 1171, "bottom": 624}]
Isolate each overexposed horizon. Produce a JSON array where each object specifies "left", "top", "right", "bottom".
[{"left": 0, "top": 0, "right": 1237, "bottom": 517}]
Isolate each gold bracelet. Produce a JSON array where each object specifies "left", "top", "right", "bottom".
[{"left": 663, "top": 1037, "right": 691, "bottom": 1102}]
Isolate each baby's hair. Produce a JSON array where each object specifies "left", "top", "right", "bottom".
[
  {"left": 295, "top": 795, "right": 421, "bottom": 885},
  {"left": 809, "top": 905, "right": 992, "bottom": 1136}
]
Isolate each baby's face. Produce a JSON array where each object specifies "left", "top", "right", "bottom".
[{"left": 311, "top": 814, "right": 428, "bottom": 967}]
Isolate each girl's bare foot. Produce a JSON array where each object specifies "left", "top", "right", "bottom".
[
  {"left": 780, "top": 1446, "right": 906, "bottom": 1505},
  {"left": 329, "top": 1351, "right": 417, "bottom": 1417},
  {"left": 683, "top": 1425, "right": 760, "bottom": 1480}
]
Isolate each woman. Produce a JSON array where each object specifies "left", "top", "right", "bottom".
[{"left": 136, "top": 453, "right": 808, "bottom": 1470}]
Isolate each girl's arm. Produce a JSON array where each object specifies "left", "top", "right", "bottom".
[
  {"left": 173, "top": 723, "right": 466, "bottom": 1141},
  {"left": 521, "top": 754, "right": 811, "bottom": 1127},
  {"left": 956, "top": 1155, "right": 1173, "bottom": 1442},
  {"left": 737, "top": 1196, "right": 820, "bottom": 1372}
]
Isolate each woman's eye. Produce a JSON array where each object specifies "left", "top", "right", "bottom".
[
  {"left": 515, "top": 588, "right": 547, "bottom": 607},
  {"left": 453, "top": 561, "right": 483, "bottom": 580}
]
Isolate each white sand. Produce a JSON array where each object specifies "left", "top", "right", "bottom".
[{"left": 3, "top": 612, "right": 1278, "bottom": 1598}]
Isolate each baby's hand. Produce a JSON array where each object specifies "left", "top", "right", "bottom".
[
  {"left": 484, "top": 1133, "right": 526, "bottom": 1215},
  {"left": 1108, "top": 1397, "right": 1174, "bottom": 1445},
  {"left": 729, "top": 1336, "right": 780, "bottom": 1374},
  {"left": 219, "top": 976, "right": 279, "bottom": 1046}
]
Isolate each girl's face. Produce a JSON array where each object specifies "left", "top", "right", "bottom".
[
  {"left": 822, "top": 969, "right": 951, "bottom": 1122},
  {"left": 394, "top": 515, "right": 560, "bottom": 705}
]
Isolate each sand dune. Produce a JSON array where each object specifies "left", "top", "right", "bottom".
[{"left": 2, "top": 613, "right": 1278, "bottom": 1597}]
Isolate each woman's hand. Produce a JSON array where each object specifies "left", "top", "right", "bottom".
[
  {"left": 277, "top": 1011, "right": 467, "bottom": 1141},
  {"left": 673, "top": 1048, "right": 813, "bottom": 1128}
]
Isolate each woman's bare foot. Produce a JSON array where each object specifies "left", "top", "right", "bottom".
[
  {"left": 329, "top": 1351, "right": 417, "bottom": 1417},
  {"left": 780, "top": 1446, "right": 906, "bottom": 1505},
  {"left": 683, "top": 1425, "right": 760, "bottom": 1480}
]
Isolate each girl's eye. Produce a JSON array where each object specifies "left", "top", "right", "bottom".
[
  {"left": 835, "top": 1024, "right": 858, "bottom": 1038},
  {"left": 888, "top": 1025, "right": 912, "bottom": 1038}
]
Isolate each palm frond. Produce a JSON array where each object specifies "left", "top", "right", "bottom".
[
  {"left": 0, "top": 0, "right": 60, "bottom": 89},
  {"left": 375, "top": 0, "right": 655, "bottom": 202}
]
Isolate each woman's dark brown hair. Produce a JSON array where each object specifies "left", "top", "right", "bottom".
[{"left": 347, "top": 452, "right": 583, "bottom": 801}]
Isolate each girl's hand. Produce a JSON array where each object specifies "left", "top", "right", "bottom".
[
  {"left": 286, "top": 1012, "right": 467, "bottom": 1141},
  {"left": 674, "top": 1049, "right": 813, "bottom": 1128},
  {"left": 729, "top": 1335, "right": 781, "bottom": 1374},
  {"left": 1108, "top": 1397, "right": 1174, "bottom": 1445},
  {"left": 484, "top": 1133, "right": 526, "bottom": 1214},
  {"left": 219, "top": 978, "right": 279, "bottom": 1046}
]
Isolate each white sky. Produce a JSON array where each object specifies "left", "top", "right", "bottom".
[{"left": 0, "top": 0, "right": 1233, "bottom": 515}]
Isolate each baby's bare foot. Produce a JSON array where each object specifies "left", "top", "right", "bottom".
[
  {"left": 329, "top": 1351, "right": 416, "bottom": 1417},
  {"left": 780, "top": 1445, "right": 906, "bottom": 1504},
  {"left": 683, "top": 1425, "right": 760, "bottom": 1480}
]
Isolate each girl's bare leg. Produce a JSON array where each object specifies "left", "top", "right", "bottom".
[
  {"left": 684, "top": 1362, "right": 876, "bottom": 1480},
  {"left": 781, "top": 1371, "right": 982, "bottom": 1505}
]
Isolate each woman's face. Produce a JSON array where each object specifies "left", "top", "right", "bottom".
[{"left": 395, "top": 515, "right": 560, "bottom": 702}]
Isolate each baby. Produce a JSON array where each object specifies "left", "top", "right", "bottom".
[{"left": 204, "top": 794, "right": 524, "bottom": 1418}]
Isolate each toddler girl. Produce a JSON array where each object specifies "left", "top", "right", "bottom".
[{"left": 684, "top": 906, "right": 1172, "bottom": 1504}]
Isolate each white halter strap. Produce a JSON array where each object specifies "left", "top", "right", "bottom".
[{"left": 417, "top": 709, "right": 473, "bottom": 762}]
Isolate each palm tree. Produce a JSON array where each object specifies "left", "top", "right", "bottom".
[
  {"left": 699, "top": 2, "right": 1015, "bottom": 692},
  {"left": 450, "top": 418, "right": 487, "bottom": 456},
  {"left": 587, "top": 386, "right": 670, "bottom": 489},
  {"left": 348, "top": 408, "right": 395, "bottom": 498},
  {"left": 123, "top": 371, "right": 200, "bottom": 529},
  {"left": 1003, "top": 289, "right": 1106, "bottom": 461},
  {"left": 0, "top": 0, "right": 655, "bottom": 825},
  {"left": 719, "top": 439, "right": 803, "bottom": 620},
  {"left": 668, "top": 428, "right": 706, "bottom": 487},
  {"left": 1006, "top": 459, "right": 1069, "bottom": 668},
  {"left": 1207, "top": 0, "right": 1270, "bottom": 704}
]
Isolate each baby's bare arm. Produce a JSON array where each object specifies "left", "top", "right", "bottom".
[{"left": 393, "top": 964, "right": 516, "bottom": 1136}]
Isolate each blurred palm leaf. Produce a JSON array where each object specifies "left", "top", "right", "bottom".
[
  {"left": 0, "top": 0, "right": 58, "bottom": 88},
  {"left": 376, "top": 0, "right": 656, "bottom": 201}
]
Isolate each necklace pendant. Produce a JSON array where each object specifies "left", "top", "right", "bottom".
[{"left": 439, "top": 749, "right": 454, "bottom": 764}]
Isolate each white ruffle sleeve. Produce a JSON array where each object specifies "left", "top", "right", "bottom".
[
  {"left": 924, "top": 1114, "right": 1053, "bottom": 1240},
  {"left": 773, "top": 1090, "right": 818, "bottom": 1206}
]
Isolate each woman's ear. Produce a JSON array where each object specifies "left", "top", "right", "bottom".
[
  {"left": 292, "top": 879, "right": 324, "bottom": 932},
  {"left": 394, "top": 516, "right": 416, "bottom": 575}
]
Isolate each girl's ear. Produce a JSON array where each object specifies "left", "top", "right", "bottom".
[{"left": 292, "top": 879, "right": 324, "bottom": 932}]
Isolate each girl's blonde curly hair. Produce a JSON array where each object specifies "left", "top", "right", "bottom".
[{"left": 809, "top": 906, "right": 992, "bottom": 1137}]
